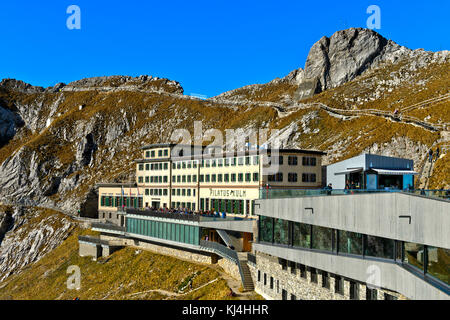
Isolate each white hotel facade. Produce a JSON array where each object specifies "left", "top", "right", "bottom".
[{"left": 97, "top": 143, "right": 326, "bottom": 217}]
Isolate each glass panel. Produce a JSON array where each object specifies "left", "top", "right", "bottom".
[
  {"left": 339, "top": 230, "right": 363, "bottom": 255},
  {"left": 293, "top": 222, "right": 311, "bottom": 248},
  {"left": 426, "top": 247, "right": 449, "bottom": 284},
  {"left": 312, "top": 226, "right": 332, "bottom": 251},
  {"left": 273, "top": 219, "right": 289, "bottom": 245},
  {"left": 259, "top": 216, "right": 273, "bottom": 243},
  {"left": 365, "top": 235, "right": 394, "bottom": 259}
]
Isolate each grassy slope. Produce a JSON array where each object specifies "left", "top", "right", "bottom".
[{"left": 0, "top": 224, "right": 262, "bottom": 300}]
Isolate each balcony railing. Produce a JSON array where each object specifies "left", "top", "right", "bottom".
[
  {"left": 125, "top": 208, "right": 201, "bottom": 222},
  {"left": 259, "top": 188, "right": 450, "bottom": 201}
]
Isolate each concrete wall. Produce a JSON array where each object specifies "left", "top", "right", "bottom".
[
  {"left": 254, "top": 243, "right": 448, "bottom": 300},
  {"left": 255, "top": 192, "right": 450, "bottom": 249},
  {"left": 79, "top": 241, "right": 101, "bottom": 260}
]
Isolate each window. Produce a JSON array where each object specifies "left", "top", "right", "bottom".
[
  {"left": 172, "top": 163, "right": 176, "bottom": 169},
  {"left": 334, "top": 275, "right": 344, "bottom": 295},
  {"left": 302, "top": 156, "right": 317, "bottom": 166},
  {"left": 182, "top": 175, "right": 186, "bottom": 183},
  {"left": 273, "top": 218, "right": 289, "bottom": 245},
  {"left": 231, "top": 173, "right": 236, "bottom": 182},
  {"left": 145, "top": 151, "right": 150, "bottom": 158},
  {"left": 245, "top": 156, "right": 250, "bottom": 165},
  {"left": 211, "top": 159, "right": 216, "bottom": 167},
  {"left": 300, "top": 264, "right": 306, "bottom": 278},
  {"left": 187, "top": 161, "right": 191, "bottom": 169},
  {"left": 238, "top": 157, "right": 244, "bottom": 166},
  {"left": 218, "top": 174, "right": 223, "bottom": 182},
  {"left": 288, "top": 156, "right": 298, "bottom": 165},
  {"left": 339, "top": 230, "right": 363, "bottom": 255},
  {"left": 426, "top": 247, "right": 449, "bottom": 285},
  {"left": 258, "top": 270, "right": 261, "bottom": 282},
  {"left": 312, "top": 226, "right": 333, "bottom": 251},
  {"left": 192, "top": 175, "right": 197, "bottom": 183},
  {"left": 182, "top": 162, "right": 186, "bottom": 169},
  {"left": 138, "top": 176, "right": 143, "bottom": 183},
  {"left": 177, "top": 162, "right": 181, "bottom": 169},
  {"left": 350, "top": 281, "right": 359, "bottom": 300},
  {"left": 158, "top": 150, "right": 162, "bottom": 157},
  {"left": 138, "top": 164, "right": 144, "bottom": 171},
  {"left": 278, "top": 156, "right": 283, "bottom": 165},
  {"left": 384, "top": 293, "right": 397, "bottom": 300},
  {"left": 264, "top": 273, "right": 267, "bottom": 286},
  {"left": 206, "top": 160, "right": 210, "bottom": 167},
  {"left": 205, "top": 175, "right": 210, "bottom": 182},
  {"left": 151, "top": 150, "right": 155, "bottom": 158},
  {"left": 253, "top": 172, "right": 259, "bottom": 182},
  {"left": 164, "top": 163, "right": 168, "bottom": 170},
  {"left": 224, "top": 174, "right": 229, "bottom": 182},
  {"left": 270, "top": 277, "right": 274, "bottom": 289},
  {"left": 291, "top": 294, "right": 296, "bottom": 300},
  {"left": 365, "top": 235, "right": 394, "bottom": 259},
  {"left": 302, "top": 173, "right": 317, "bottom": 182},
  {"left": 245, "top": 173, "right": 251, "bottom": 182},
  {"left": 366, "top": 287, "right": 377, "bottom": 300},
  {"left": 322, "top": 271, "right": 330, "bottom": 289},
  {"left": 282, "top": 289, "right": 287, "bottom": 300},
  {"left": 293, "top": 222, "right": 311, "bottom": 248},
  {"left": 238, "top": 173, "right": 243, "bottom": 182},
  {"left": 288, "top": 173, "right": 298, "bottom": 182},
  {"left": 259, "top": 216, "right": 273, "bottom": 243},
  {"left": 253, "top": 156, "right": 259, "bottom": 165},
  {"left": 164, "top": 149, "right": 168, "bottom": 157},
  {"left": 309, "top": 267, "right": 317, "bottom": 283},
  {"left": 211, "top": 174, "right": 216, "bottom": 182},
  {"left": 218, "top": 159, "right": 223, "bottom": 167},
  {"left": 193, "top": 161, "right": 198, "bottom": 168},
  {"left": 199, "top": 175, "right": 204, "bottom": 182}
]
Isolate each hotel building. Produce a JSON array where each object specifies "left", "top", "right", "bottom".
[{"left": 97, "top": 143, "right": 326, "bottom": 218}]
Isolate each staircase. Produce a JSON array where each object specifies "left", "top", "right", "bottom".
[{"left": 238, "top": 252, "right": 254, "bottom": 291}]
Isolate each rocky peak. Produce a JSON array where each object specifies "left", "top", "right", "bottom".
[{"left": 0, "top": 79, "right": 45, "bottom": 94}]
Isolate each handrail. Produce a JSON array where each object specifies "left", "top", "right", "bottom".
[{"left": 125, "top": 208, "right": 200, "bottom": 222}]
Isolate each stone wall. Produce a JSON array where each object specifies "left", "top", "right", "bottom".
[
  {"left": 217, "top": 257, "right": 240, "bottom": 281},
  {"left": 248, "top": 252, "right": 404, "bottom": 300}
]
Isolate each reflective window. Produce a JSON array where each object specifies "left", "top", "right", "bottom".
[
  {"left": 312, "top": 226, "right": 333, "bottom": 251},
  {"left": 339, "top": 231, "right": 363, "bottom": 255},
  {"left": 365, "top": 235, "right": 394, "bottom": 259},
  {"left": 273, "top": 218, "right": 289, "bottom": 245},
  {"left": 259, "top": 216, "right": 273, "bottom": 243},
  {"left": 293, "top": 222, "right": 311, "bottom": 248},
  {"left": 426, "top": 247, "right": 449, "bottom": 285}
]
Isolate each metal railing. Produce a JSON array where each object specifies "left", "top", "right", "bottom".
[
  {"left": 259, "top": 188, "right": 450, "bottom": 201},
  {"left": 125, "top": 208, "right": 200, "bottom": 222},
  {"left": 259, "top": 188, "right": 402, "bottom": 199}
]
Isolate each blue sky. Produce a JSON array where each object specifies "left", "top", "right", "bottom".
[{"left": 0, "top": 1, "right": 448, "bottom": 97}]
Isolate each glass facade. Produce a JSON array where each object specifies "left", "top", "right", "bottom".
[
  {"left": 127, "top": 218, "right": 200, "bottom": 245},
  {"left": 293, "top": 222, "right": 311, "bottom": 248},
  {"left": 273, "top": 218, "right": 289, "bottom": 245},
  {"left": 259, "top": 216, "right": 273, "bottom": 243},
  {"left": 258, "top": 215, "right": 450, "bottom": 289},
  {"left": 365, "top": 235, "right": 394, "bottom": 259},
  {"left": 426, "top": 247, "right": 449, "bottom": 285},
  {"left": 339, "top": 230, "right": 363, "bottom": 255},
  {"left": 311, "top": 226, "right": 333, "bottom": 251}
]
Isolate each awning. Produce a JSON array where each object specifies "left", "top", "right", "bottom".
[
  {"left": 334, "top": 167, "right": 364, "bottom": 175},
  {"left": 371, "top": 169, "right": 418, "bottom": 175}
]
